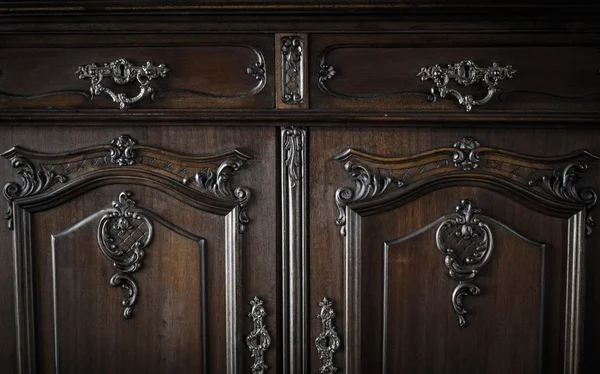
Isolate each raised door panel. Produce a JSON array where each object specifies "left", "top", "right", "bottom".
[
  {"left": 0, "top": 126, "right": 277, "bottom": 374},
  {"left": 308, "top": 127, "right": 600, "bottom": 374}
]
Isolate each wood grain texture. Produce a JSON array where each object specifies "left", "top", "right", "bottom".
[
  {"left": 309, "top": 127, "right": 600, "bottom": 374},
  {"left": 0, "top": 35, "right": 273, "bottom": 110},
  {"left": 0, "top": 125, "right": 277, "bottom": 374}
]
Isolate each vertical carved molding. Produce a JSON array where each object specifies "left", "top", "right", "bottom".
[
  {"left": 316, "top": 298, "right": 341, "bottom": 374},
  {"left": 281, "top": 127, "right": 308, "bottom": 374},
  {"left": 246, "top": 297, "right": 272, "bottom": 374},
  {"left": 97, "top": 191, "right": 152, "bottom": 319},
  {"left": 281, "top": 36, "right": 304, "bottom": 105}
]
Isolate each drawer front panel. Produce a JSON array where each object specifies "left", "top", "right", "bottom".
[
  {"left": 312, "top": 34, "right": 600, "bottom": 113},
  {"left": 0, "top": 35, "right": 273, "bottom": 110}
]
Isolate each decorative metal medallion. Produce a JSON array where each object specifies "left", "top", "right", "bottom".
[
  {"left": 281, "top": 36, "right": 304, "bottom": 105},
  {"left": 436, "top": 200, "right": 494, "bottom": 327},
  {"left": 97, "top": 191, "right": 153, "bottom": 319},
  {"left": 417, "top": 60, "right": 516, "bottom": 112},
  {"left": 246, "top": 297, "right": 271, "bottom": 374},
  {"left": 76, "top": 58, "right": 169, "bottom": 109},
  {"left": 315, "top": 298, "right": 341, "bottom": 373}
]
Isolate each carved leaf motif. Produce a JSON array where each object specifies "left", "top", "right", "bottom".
[
  {"left": 2, "top": 155, "right": 68, "bottom": 229},
  {"left": 283, "top": 128, "right": 304, "bottom": 188},
  {"left": 335, "top": 161, "right": 403, "bottom": 236},
  {"left": 187, "top": 159, "right": 252, "bottom": 233},
  {"left": 533, "top": 163, "right": 598, "bottom": 237}
]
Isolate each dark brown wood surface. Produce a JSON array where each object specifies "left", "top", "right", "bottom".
[
  {"left": 0, "top": 125, "right": 277, "bottom": 374},
  {"left": 309, "top": 127, "right": 600, "bottom": 374}
]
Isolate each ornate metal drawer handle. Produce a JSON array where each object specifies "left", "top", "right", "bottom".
[
  {"left": 417, "top": 60, "right": 516, "bottom": 112},
  {"left": 76, "top": 58, "right": 169, "bottom": 109}
]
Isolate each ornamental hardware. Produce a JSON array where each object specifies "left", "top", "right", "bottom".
[
  {"left": 315, "top": 298, "right": 341, "bottom": 373},
  {"left": 76, "top": 58, "right": 169, "bottom": 109},
  {"left": 417, "top": 60, "right": 516, "bottom": 112},
  {"left": 247, "top": 297, "right": 271, "bottom": 374}
]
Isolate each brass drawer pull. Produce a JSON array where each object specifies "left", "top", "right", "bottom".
[
  {"left": 76, "top": 58, "right": 169, "bottom": 109},
  {"left": 418, "top": 60, "right": 516, "bottom": 112}
]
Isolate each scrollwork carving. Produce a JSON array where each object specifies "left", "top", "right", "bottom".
[
  {"left": 281, "top": 36, "right": 304, "bottom": 105},
  {"left": 185, "top": 159, "right": 251, "bottom": 233},
  {"left": 97, "top": 191, "right": 153, "bottom": 319},
  {"left": 436, "top": 200, "right": 494, "bottom": 327},
  {"left": 2, "top": 154, "right": 67, "bottom": 229},
  {"left": 532, "top": 163, "right": 598, "bottom": 237},
  {"left": 316, "top": 298, "right": 341, "bottom": 374},
  {"left": 246, "top": 297, "right": 271, "bottom": 374},
  {"left": 418, "top": 60, "right": 516, "bottom": 112},
  {"left": 335, "top": 161, "right": 403, "bottom": 236}
]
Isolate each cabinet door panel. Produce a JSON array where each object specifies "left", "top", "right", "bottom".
[
  {"left": 309, "top": 127, "right": 600, "bottom": 374},
  {"left": 1, "top": 126, "right": 277, "bottom": 374}
]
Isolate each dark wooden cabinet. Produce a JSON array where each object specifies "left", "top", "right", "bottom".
[{"left": 1, "top": 2, "right": 600, "bottom": 374}]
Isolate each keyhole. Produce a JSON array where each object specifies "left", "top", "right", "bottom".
[{"left": 118, "top": 64, "right": 126, "bottom": 78}]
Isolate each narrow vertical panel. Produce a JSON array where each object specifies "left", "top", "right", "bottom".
[
  {"left": 276, "top": 34, "right": 308, "bottom": 109},
  {"left": 281, "top": 127, "right": 308, "bottom": 374}
]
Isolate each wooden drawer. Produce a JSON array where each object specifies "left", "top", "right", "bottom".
[
  {"left": 0, "top": 34, "right": 273, "bottom": 110},
  {"left": 311, "top": 34, "right": 600, "bottom": 114}
]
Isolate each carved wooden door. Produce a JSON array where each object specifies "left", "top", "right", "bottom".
[
  {"left": 307, "top": 127, "right": 599, "bottom": 374},
  {"left": 1, "top": 126, "right": 276, "bottom": 374}
]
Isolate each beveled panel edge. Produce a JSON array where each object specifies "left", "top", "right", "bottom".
[{"left": 334, "top": 137, "right": 599, "bottom": 237}]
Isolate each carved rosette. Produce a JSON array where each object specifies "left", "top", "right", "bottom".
[
  {"left": 110, "top": 135, "right": 137, "bottom": 166},
  {"left": 335, "top": 161, "right": 403, "bottom": 236},
  {"left": 97, "top": 191, "right": 153, "bottom": 319},
  {"left": 184, "top": 159, "right": 251, "bottom": 233},
  {"left": 281, "top": 36, "right": 304, "bottom": 105},
  {"left": 452, "top": 137, "right": 481, "bottom": 170},
  {"left": 2, "top": 154, "right": 68, "bottom": 230},
  {"left": 283, "top": 127, "right": 305, "bottom": 188},
  {"left": 436, "top": 200, "right": 494, "bottom": 327},
  {"left": 316, "top": 298, "right": 341, "bottom": 374},
  {"left": 246, "top": 297, "right": 271, "bottom": 374}
]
